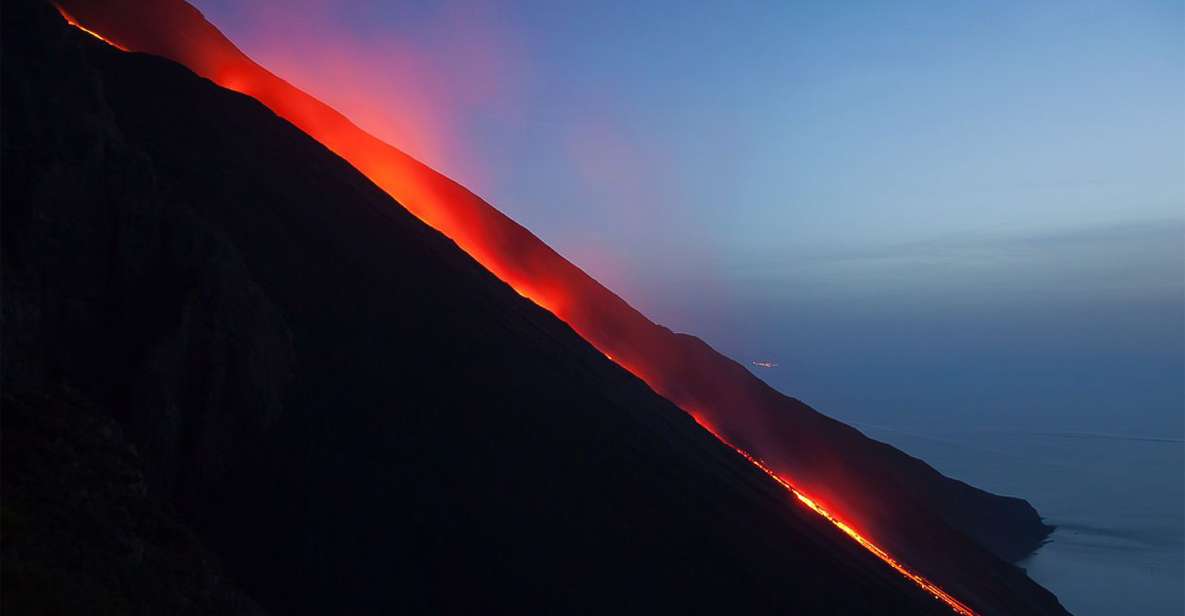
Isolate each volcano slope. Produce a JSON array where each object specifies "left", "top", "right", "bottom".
[
  {"left": 2, "top": 1, "right": 1066, "bottom": 614},
  {"left": 51, "top": 0, "right": 1056, "bottom": 575}
]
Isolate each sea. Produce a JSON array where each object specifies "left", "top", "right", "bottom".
[{"left": 847, "top": 422, "right": 1184, "bottom": 616}]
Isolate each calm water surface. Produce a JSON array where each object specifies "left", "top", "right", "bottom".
[{"left": 850, "top": 423, "right": 1184, "bottom": 616}]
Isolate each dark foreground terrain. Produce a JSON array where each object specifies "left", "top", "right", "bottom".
[
  {"left": 53, "top": 0, "right": 1054, "bottom": 575},
  {"left": 1, "top": 1, "right": 1067, "bottom": 613}
]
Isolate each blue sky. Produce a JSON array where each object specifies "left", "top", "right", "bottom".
[{"left": 194, "top": 0, "right": 1183, "bottom": 437}]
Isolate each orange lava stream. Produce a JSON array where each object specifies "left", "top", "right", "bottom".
[
  {"left": 57, "top": 10, "right": 975, "bottom": 615},
  {"left": 689, "top": 413, "right": 977, "bottom": 616},
  {"left": 54, "top": 4, "right": 127, "bottom": 50}
]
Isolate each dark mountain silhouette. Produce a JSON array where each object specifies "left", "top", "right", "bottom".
[
  {"left": 49, "top": 0, "right": 1054, "bottom": 572},
  {"left": 2, "top": 0, "right": 1067, "bottom": 614}
]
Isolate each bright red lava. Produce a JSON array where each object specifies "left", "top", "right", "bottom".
[
  {"left": 688, "top": 413, "right": 976, "bottom": 616},
  {"left": 54, "top": 3, "right": 126, "bottom": 50},
  {"left": 57, "top": 9, "right": 977, "bottom": 615}
]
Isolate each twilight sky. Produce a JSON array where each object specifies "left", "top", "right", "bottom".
[{"left": 192, "top": 0, "right": 1183, "bottom": 438}]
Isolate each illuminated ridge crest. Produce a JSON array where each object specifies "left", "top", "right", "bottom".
[
  {"left": 56, "top": 9, "right": 978, "bottom": 615},
  {"left": 54, "top": 3, "right": 125, "bottom": 49}
]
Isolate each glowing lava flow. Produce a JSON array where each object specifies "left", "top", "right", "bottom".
[
  {"left": 54, "top": 4, "right": 126, "bottom": 50},
  {"left": 688, "top": 413, "right": 976, "bottom": 616},
  {"left": 56, "top": 7, "right": 978, "bottom": 615}
]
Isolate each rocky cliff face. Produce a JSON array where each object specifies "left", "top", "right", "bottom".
[
  {"left": 1, "top": 7, "right": 293, "bottom": 511},
  {"left": 2, "top": 390, "right": 267, "bottom": 615},
  {"left": 3, "top": 6, "right": 291, "bottom": 610},
  {"left": 1, "top": 1, "right": 1067, "bottom": 614}
]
